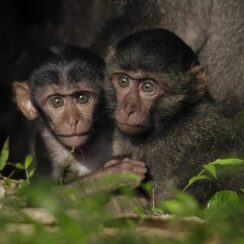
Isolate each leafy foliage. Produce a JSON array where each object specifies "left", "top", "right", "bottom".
[
  {"left": 0, "top": 142, "right": 244, "bottom": 243},
  {"left": 183, "top": 158, "right": 244, "bottom": 192},
  {"left": 14, "top": 155, "right": 34, "bottom": 183}
]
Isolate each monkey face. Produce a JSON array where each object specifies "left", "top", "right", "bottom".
[
  {"left": 36, "top": 81, "right": 100, "bottom": 148},
  {"left": 110, "top": 70, "right": 164, "bottom": 135},
  {"left": 106, "top": 28, "right": 209, "bottom": 136},
  {"left": 15, "top": 80, "right": 100, "bottom": 149}
]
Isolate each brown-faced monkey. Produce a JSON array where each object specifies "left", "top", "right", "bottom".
[
  {"left": 105, "top": 28, "right": 243, "bottom": 203},
  {"left": 13, "top": 44, "right": 146, "bottom": 184}
]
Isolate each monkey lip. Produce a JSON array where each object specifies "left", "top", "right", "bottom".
[
  {"left": 117, "top": 122, "right": 145, "bottom": 135},
  {"left": 57, "top": 132, "right": 90, "bottom": 147}
]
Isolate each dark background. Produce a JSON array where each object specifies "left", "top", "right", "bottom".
[{"left": 0, "top": 0, "right": 114, "bottom": 108}]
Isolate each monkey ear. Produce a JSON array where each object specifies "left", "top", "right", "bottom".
[
  {"left": 13, "top": 81, "right": 38, "bottom": 120},
  {"left": 190, "top": 65, "right": 208, "bottom": 97}
]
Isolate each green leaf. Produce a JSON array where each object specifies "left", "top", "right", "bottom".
[
  {"left": 4, "top": 177, "right": 12, "bottom": 186},
  {"left": 186, "top": 175, "right": 213, "bottom": 189},
  {"left": 152, "top": 207, "right": 164, "bottom": 215},
  {"left": 203, "top": 164, "right": 217, "bottom": 179},
  {"left": 29, "top": 169, "right": 35, "bottom": 178},
  {"left": 177, "top": 192, "right": 199, "bottom": 211},
  {"left": 24, "top": 155, "right": 33, "bottom": 169},
  {"left": 140, "top": 181, "right": 153, "bottom": 194},
  {"left": 207, "top": 190, "right": 239, "bottom": 209},
  {"left": 163, "top": 199, "right": 184, "bottom": 215},
  {"left": 15, "top": 163, "right": 25, "bottom": 169},
  {"left": 0, "top": 139, "right": 9, "bottom": 170},
  {"left": 162, "top": 192, "right": 199, "bottom": 216},
  {"left": 211, "top": 158, "right": 244, "bottom": 166}
]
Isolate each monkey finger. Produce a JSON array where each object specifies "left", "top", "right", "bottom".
[
  {"left": 104, "top": 159, "right": 121, "bottom": 168},
  {"left": 118, "top": 163, "right": 147, "bottom": 173},
  {"left": 117, "top": 164, "right": 147, "bottom": 178},
  {"left": 131, "top": 166, "right": 147, "bottom": 174},
  {"left": 122, "top": 158, "right": 145, "bottom": 166},
  {"left": 118, "top": 162, "right": 140, "bottom": 170},
  {"left": 126, "top": 164, "right": 147, "bottom": 174}
]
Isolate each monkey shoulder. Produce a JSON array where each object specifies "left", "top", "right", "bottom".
[{"left": 165, "top": 101, "right": 242, "bottom": 163}]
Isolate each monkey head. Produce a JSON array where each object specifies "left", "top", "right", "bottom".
[
  {"left": 106, "top": 28, "right": 208, "bottom": 136},
  {"left": 14, "top": 45, "right": 105, "bottom": 149}
]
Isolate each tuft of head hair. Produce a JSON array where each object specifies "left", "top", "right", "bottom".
[
  {"left": 110, "top": 28, "right": 199, "bottom": 76},
  {"left": 28, "top": 44, "right": 105, "bottom": 91}
]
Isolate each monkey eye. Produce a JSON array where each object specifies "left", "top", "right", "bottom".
[
  {"left": 76, "top": 93, "right": 90, "bottom": 104},
  {"left": 117, "top": 75, "right": 130, "bottom": 88},
  {"left": 50, "top": 96, "right": 64, "bottom": 108},
  {"left": 141, "top": 81, "right": 156, "bottom": 93}
]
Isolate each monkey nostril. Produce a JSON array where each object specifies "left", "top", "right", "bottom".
[
  {"left": 125, "top": 103, "right": 136, "bottom": 114},
  {"left": 127, "top": 110, "right": 136, "bottom": 118}
]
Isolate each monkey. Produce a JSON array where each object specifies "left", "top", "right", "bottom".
[
  {"left": 12, "top": 44, "right": 147, "bottom": 186},
  {"left": 105, "top": 28, "right": 244, "bottom": 203}
]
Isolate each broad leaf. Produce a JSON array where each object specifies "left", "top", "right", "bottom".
[
  {"left": 24, "top": 155, "right": 33, "bottom": 169},
  {"left": 207, "top": 190, "right": 239, "bottom": 209},
  {"left": 162, "top": 192, "right": 199, "bottom": 216},
  {"left": 163, "top": 199, "right": 184, "bottom": 215},
  {"left": 186, "top": 175, "right": 213, "bottom": 189},
  {"left": 29, "top": 169, "right": 35, "bottom": 177},
  {"left": 211, "top": 158, "right": 244, "bottom": 166},
  {"left": 15, "top": 163, "right": 25, "bottom": 170},
  {"left": 203, "top": 164, "right": 217, "bottom": 179}
]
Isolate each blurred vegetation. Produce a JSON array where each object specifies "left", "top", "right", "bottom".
[{"left": 0, "top": 139, "right": 244, "bottom": 244}]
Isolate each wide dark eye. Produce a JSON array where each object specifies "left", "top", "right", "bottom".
[
  {"left": 51, "top": 97, "right": 64, "bottom": 108},
  {"left": 76, "top": 93, "right": 90, "bottom": 104},
  {"left": 141, "top": 81, "right": 155, "bottom": 93},
  {"left": 118, "top": 75, "right": 130, "bottom": 88}
]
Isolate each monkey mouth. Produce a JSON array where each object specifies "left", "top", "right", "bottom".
[
  {"left": 57, "top": 132, "right": 90, "bottom": 147},
  {"left": 117, "top": 122, "right": 146, "bottom": 135}
]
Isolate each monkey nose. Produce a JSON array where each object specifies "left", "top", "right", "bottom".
[{"left": 68, "top": 117, "right": 79, "bottom": 127}]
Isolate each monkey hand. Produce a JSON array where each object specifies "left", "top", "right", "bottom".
[
  {"left": 96, "top": 158, "right": 147, "bottom": 190},
  {"left": 103, "top": 158, "right": 147, "bottom": 185},
  {"left": 69, "top": 158, "right": 147, "bottom": 194}
]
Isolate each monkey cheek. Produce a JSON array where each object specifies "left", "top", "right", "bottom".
[{"left": 58, "top": 134, "right": 90, "bottom": 148}]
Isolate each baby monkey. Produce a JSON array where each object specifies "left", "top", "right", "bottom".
[
  {"left": 105, "top": 28, "right": 243, "bottom": 203},
  {"left": 14, "top": 44, "right": 146, "bottom": 184}
]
